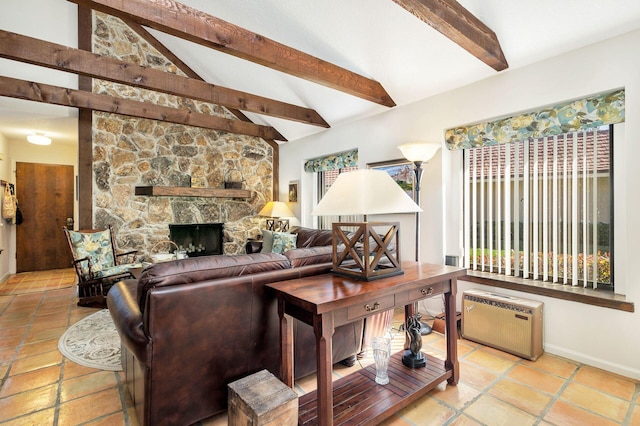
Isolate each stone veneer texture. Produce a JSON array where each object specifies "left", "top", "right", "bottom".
[{"left": 91, "top": 12, "right": 273, "bottom": 258}]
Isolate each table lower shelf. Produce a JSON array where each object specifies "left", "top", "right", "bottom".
[{"left": 298, "top": 351, "right": 451, "bottom": 426}]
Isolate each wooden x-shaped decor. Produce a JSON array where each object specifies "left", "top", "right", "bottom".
[{"left": 331, "top": 222, "right": 403, "bottom": 281}]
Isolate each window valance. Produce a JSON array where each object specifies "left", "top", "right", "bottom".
[
  {"left": 445, "top": 89, "right": 625, "bottom": 150},
  {"left": 304, "top": 149, "right": 358, "bottom": 172}
]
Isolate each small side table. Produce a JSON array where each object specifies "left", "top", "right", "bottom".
[
  {"left": 228, "top": 369, "right": 298, "bottom": 426},
  {"left": 245, "top": 238, "right": 263, "bottom": 254}
]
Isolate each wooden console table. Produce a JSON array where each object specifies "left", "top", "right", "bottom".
[{"left": 267, "top": 262, "right": 467, "bottom": 425}]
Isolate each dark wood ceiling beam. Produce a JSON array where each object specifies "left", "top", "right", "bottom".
[
  {"left": 121, "top": 18, "right": 280, "bottom": 152},
  {"left": 0, "top": 76, "right": 286, "bottom": 141},
  {"left": 68, "top": 0, "right": 396, "bottom": 107},
  {"left": 392, "top": 0, "right": 508, "bottom": 71},
  {"left": 0, "top": 30, "right": 327, "bottom": 129},
  {"left": 77, "top": 3, "right": 93, "bottom": 229}
]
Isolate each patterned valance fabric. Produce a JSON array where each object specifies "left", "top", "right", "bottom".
[
  {"left": 445, "top": 89, "right": 625, "bottom": 150},
  {"left": 304, "top": 149, "right": 358, "bottom": 172}
]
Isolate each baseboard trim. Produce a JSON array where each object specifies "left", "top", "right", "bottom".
[{"left": 544, "top": 344, "right": 640, "bottom": 381}]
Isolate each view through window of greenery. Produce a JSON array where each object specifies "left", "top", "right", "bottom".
[{"left": 465, "top": 126, "right": 612, "bottom": 289}]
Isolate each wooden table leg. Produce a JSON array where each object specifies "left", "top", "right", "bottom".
[
  {"left": 444, "top": 278, "right": 459, "bottom": 385},
  {"left": 314, "top": 313, "right": 334, "bottom": 426},
  {"left": 277, "top": 299, "right": 294, "bottom": 388}
]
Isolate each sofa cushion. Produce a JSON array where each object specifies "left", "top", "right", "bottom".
[
  {"left": 291, "top": 226, "right": 334, "bottom": 248},
  {"left": 137, "top": 253, "right": 290, "bottom": 311},
  {"left": 260, "top": 229, "right": 274, "bottom": 253},
  {"left": 283, "top": 246, "right": 333, "bottom": 267},
  {"left": 271, "top": 232, "right": 297, "bottom": 254}
]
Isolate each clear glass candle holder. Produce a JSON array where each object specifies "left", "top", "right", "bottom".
[{"left": 372, "top": 336, "right": 391, "bottom": 385}]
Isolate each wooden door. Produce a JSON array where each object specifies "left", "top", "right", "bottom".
[{"left": 16, "top": 163, "right": 74, "bottom": 272}]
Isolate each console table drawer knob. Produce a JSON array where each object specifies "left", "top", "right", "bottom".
[
  {"left": 348, "top": 294, "right": 395, "bottom": 320},
  {"left": 421, "top": 287, "right": 434, "bottom": 296},
  {"left": 364, "top": 302, "right": 381, "bottom": 312}
]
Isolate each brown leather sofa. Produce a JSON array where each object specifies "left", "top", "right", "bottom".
[{"left": 107, "top": 227, "right": 364, "bottom": 426}]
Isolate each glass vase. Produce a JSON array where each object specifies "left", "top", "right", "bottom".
[{"left": 372, "top": 336, "right": 391, "bottom": 385}]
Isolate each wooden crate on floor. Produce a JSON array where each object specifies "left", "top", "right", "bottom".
[{"left": 228, "top": 369, "right": 298, "bottom": 426}]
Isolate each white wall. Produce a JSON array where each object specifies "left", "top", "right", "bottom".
[
  {"left": 280, "top": 29, "right": 640, "bottom": 380},
  {"left": 0, "top": 133, "right": 12, "bottom": 282}
]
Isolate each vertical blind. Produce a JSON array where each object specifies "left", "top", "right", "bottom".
[
  {"left": 464, "top": 128, "right": 611, "bottom": 288},
  {"left": 317, "top": 166, "right": 362, "bottom": 230}
]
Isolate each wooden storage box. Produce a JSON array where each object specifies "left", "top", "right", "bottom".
[{"left": 228, "top": 370, "right": 298, "bottom": 426}]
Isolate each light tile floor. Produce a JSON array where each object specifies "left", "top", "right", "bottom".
[{"left": 0, "top": 270, "right": 639, "bottom": 425}]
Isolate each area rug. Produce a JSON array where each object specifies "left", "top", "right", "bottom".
[{"left": 58, "top": 309, "right": 122, "bottom": 371}]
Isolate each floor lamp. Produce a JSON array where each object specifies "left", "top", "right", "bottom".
[{"left": 398, "top": 142, "right": 441, "bottom": 334}]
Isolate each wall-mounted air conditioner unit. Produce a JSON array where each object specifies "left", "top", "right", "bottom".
[{"left": 462, "top": 289, "right": 544, "bottom": 361}]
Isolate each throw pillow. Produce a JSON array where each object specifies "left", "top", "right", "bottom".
[
  {"left": 260, "top": 230, "right": 274, "bottom": 253},
  {"left": 271, "top": 232, "right": 297, "bottom": 254}
]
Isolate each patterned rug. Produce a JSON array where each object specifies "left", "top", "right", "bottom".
[{"left": 58, "top": 309, "right": 122, "bottom": 371}]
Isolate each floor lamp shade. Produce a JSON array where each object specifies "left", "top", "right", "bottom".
[
  {"left": 312, "top": 169, "right": 422, "bottom": 280},
  {"left": 397, "top": 142, "right": 441, "bottom": 163}
]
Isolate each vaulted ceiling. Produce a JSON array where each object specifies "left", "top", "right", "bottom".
[{"left": 1, "top": 0, "right": 640, "bottom": 146}]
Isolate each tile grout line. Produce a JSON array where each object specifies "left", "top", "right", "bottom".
[
  {"left": 441, "top": 344, "right": 527, "bottom": 425},
  {"left": 0, "top": 289, "right": 50, "bottom": 423},
  {"left": 623, "top": 383, "right": 640, "bottom": 425},
  {"left": 52, "top": 288, "right": 77, "bottom": 426},
  {"left": 0, "top": 294, "right": 18, "bottom": 396}
]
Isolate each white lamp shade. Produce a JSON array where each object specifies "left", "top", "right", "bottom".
[
  {"left": 312, "top": 169, "right": 422, "bottom": 216},
  {"left": 258, "top": 201, "right": 295, "bottom": 218},
  {"left": 398, "top": 142, "right": 441, "bottom": 162}
]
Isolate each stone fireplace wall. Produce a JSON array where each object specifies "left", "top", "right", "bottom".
[{"left": 91, "top": 13, "right": 272, "bottom": 258}]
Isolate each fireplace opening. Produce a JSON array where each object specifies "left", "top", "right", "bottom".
[{"left": 169, "top": 223, "right": 224, "bottom": 257}]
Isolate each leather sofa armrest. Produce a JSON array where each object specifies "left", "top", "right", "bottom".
[{"left": 107, "top": 280, "right": 150, "bottom": 364}]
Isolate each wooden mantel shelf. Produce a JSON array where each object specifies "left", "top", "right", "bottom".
[{"left": 135, "top": 186, "right": 251, "bottom": 198}]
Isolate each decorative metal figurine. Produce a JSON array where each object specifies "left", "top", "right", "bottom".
[{"left": 402, "top": 314, "right": 427, "bottom": 368}]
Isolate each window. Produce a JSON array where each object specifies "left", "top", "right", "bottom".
[
  {"left": 317, "top": 166, "right": 360, "bottom": 229},
  {"left": 463, "top": 126, "right": 613, "bottom": 290},
  {"left": 367, "top": 159, "right": 415, "bottom": 200}
]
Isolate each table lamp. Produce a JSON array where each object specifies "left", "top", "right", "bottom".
[
  {"left": 312, "top": 169, "right": 422, "bottom": 281},
  {"left": 258, "top": 201, "right": 295, "bottom": 232}
]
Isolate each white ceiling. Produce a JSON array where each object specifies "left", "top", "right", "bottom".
[{"left": 1, "top": 0, "right": 640, "bottom": 146}]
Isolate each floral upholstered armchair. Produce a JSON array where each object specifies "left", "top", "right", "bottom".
[{"left": 63, "top": 225, "right": 140, "bottom": 307}]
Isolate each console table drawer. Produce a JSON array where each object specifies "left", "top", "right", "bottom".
[
  {"left": 347, "top": 294, "right": 395, "bottom": 321},
  {"left": 408, "top": 282, "right": 447, "bottom": 303}
]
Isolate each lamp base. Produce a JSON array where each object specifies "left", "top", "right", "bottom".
[
  {"left": 265, "top": 218, "right": 289, "bottom": 232},
  {"left": 265, "top": 219, "right": 276, "bottom": 231},
  {"left": 399, "top": 313, "right": 432, "bottom": 335},
  {"left": 419, "top": 321, "right": 432, "bottom": 335},
  {"left": 331, "top": 222, "right": 402, "bottom": 281},
  {"left": 331, "top": 268, "right": 403, "bottom": 282}
]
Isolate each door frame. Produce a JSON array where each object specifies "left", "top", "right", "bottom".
[{"left": 7, "top": 155, "right": 78, "bottom": 275}]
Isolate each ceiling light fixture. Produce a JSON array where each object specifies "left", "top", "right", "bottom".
[{"left": 27, "top": 133, "right": 52, "bottom": 146}]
